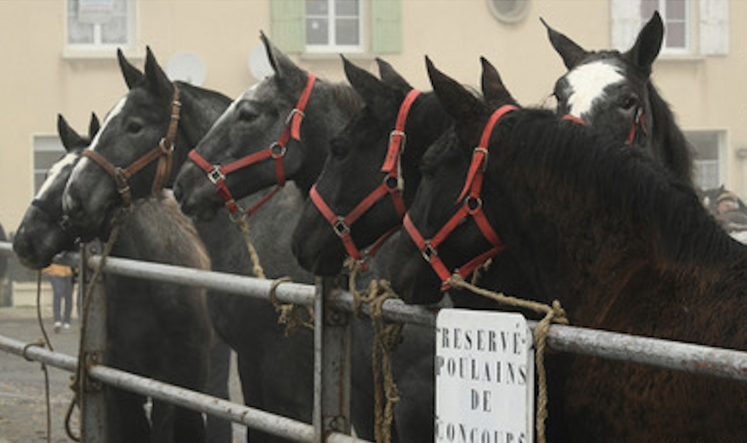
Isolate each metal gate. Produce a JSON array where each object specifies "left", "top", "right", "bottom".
[{"left": 2, "top": 240, "right": 747, "bottom": 442}]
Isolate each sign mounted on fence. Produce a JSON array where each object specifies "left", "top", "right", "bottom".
[{"left": 435, "top": 309, "right": 534, "bottom": 443}]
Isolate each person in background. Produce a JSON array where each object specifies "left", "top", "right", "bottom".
[{"left": 43, "top": 263, "right": 74, "bottom": 333}]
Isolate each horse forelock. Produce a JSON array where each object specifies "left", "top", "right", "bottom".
[{"left": 330, "top": 81, "right": 363, "bottom": 117}]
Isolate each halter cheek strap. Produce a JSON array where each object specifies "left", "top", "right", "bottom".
[
  {"left": 403, "top": 104, "right": 517, "bottom": 291},
  {"left": 188, "top": 73, "right": 317, "bottom": 217},
  {"left": 309, "top": 89, "right": 421, "bottom": 269},
  {"left": 83, "top": 86, "right": 181, "bottom": 207}
]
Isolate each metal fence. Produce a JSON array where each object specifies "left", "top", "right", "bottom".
[{"left": 2, "top": 239, "right": 747, "bottom": 442}]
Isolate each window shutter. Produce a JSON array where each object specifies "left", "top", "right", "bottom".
[
  {"left": 371, "top": 0, "right": 402, "bottom": 54},
  {"left": 700, "top": 0, "right": 729, "bottom": 55},
  {"left": 610, "top": 0, "right": 642, "bottom": 50},
  {"left": 271, "top": 0, "right": 305, "bottom": 53}
]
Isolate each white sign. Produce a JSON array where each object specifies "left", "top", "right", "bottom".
[{"left": 435, "top": 309, "right": 534, "bottom": 443}]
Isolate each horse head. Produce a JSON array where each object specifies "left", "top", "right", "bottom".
[
  {"left": 389, "top": 57, "right": 517, "bottom": 304},
  {"left": 291, "top": 56, "right": 452, "bottom": 275},
  {"left": 13, "top": 113, "right": 99, "bottom": 269},
  {"left": 173, "top": 33, "right": 359, "bottom": 221},
  {"left": 544, "top": 12, "right": 693, "bottom": 184},
  {"left": 63, "top": 47, "right": 182, "bottom": 237}
]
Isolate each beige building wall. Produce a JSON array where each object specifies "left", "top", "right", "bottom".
[{"left": 0, "top": 0, "right": 744, "bottom": 233}]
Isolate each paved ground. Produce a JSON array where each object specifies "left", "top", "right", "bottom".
[{"left": 0, "top": 304, "right": 245, "bottom": 442}]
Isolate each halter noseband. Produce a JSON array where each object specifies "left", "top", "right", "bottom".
[
  {"left": 403, "top": 104, "right": 517, "bottom": 291},
  {"left": 188, "top": 74, "right": 317, "bottom": 217},
  {"left": 83, "top": 86, "right": 181, "bottom": 207},
  {"left": 309, "top": 89, "right": 421, "bottom": 269},
  {"left": 32, "top": 198, "right": 81, "bottom": 241}
]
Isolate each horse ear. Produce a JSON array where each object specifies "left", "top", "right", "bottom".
[
  {"left": 343, "top": 55, "right": 397, "bottom": 117},
  {"left": 625, "top": 11, "right": 663, "bottom": 74},
  {"left": 480, "top": 57, "right": 517, "bottom": 107},
  {"left": 117, "top": 48, "right": 144, "bottom": 90},
  {"left": 88, "top": 113, "right": 101, "bottom": 140},
  {"left": 427, "top": 57, "right": 482, "bottom": 123},
  {"left": 260, "top": 31, "right": 307, "bottom": 91},
  {"left": 143, "top": 46, "right": 174, "bottom": 99},
  {"left": 57, "top": 114, "right": 85, "bottom": 152},
  {"left": 541, "top": 17, "right": 588, "bottom": 69},
  {"left": 376, "top": 58, "right": 412, "bottom": 92}
]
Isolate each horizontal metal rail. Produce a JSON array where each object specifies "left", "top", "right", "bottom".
[{"left": 0, "top": 334, "right": 363, "bottom": 443}]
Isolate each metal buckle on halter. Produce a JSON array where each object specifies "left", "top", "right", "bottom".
[
  {"left": 421, "top": 241, "right": 437, "bottom": 262},
  {"left": 270, "top": 142, "right": 287, "bottom": 159},
  {"left": 474, "top": 147, "right": 489, "bottom": 171},
  {"left": 113, "top": 167, "right": 130, "bottom": 195},
  {"left": 208, "top": 166, "right": 225, "bottom": 184},
  {"left": 465, "top": 196, "right": 482, "bottom": 213},
  {"left": 158, "top": 137, "right": 174, "bottom": 152},
  {"left": 389, "top": 130, "right": 407, "bottom": 152},
  {"left": 383, "top": 174, "right": 402, "bottom": 191},
  {"left": 285, "top": 108, "right": 305, "bottom": 125},
  {"left": 333, "top": 217, "right": 350, "bottom": 237}
]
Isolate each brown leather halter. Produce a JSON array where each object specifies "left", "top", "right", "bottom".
[
  {"left": 403, "top": 104, "right": 517, "bottom": 290},
  {"left": 309, "top": 89, "right": 420, "bottom": 268},
  {"left": 82, "top": 86, "right": 181, "bottom": 207}
]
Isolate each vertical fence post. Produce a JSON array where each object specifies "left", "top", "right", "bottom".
[
  {"left": 314, "top": 276, "right": 352, "bottom": 442},
  {"left": 78, "top": 241, "right": 107, "bottom": 442}
]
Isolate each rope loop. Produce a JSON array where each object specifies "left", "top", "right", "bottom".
[{"left": 447, "top": 274, "right": 568, "bottom": 443}]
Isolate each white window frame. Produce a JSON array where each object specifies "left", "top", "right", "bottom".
[
  {"left": 643, "top": 0, "right": 692, "bottom": 55},
  {"left": 65, "top": 0, "right": 135, "bottom": 51},
  {"left": 305, "top": 0, "right": 365, "bottom": 54},
  {"left": 687, "top": 129, "right": 726, "bottom": 190},
  {"left": 33, "top": 136, "right": 66, "bottom": 195}
]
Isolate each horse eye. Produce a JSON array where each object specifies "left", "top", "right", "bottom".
[
  {"left": 238, "top": 108, "right": 259, "bottom": 123},
  {"left": 127, "top": 121, "right": 142, "bottom": 134},
  {"left": 621, "top": 96, "right": 638, "bottom": 111}
]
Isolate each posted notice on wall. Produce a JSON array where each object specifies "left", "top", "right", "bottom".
[{"left": 435, "top": 309, "right": 534, "bottom": 443}]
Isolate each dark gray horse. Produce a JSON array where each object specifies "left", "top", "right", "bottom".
[
  {"left": 13, "top": 114, "right": 213, "bottom": 443},
  {"left": 60, "top": 42, "right": 387, "bottom": 441}
]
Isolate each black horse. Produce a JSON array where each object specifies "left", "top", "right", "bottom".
[
  {"left": 545, "top": 11, "right": 695, "bottom": 186},
  {"left": 59, "top": 43, "right": 386, "bottom": 441},
  {"left": 13, "top": 114, "right": 213, "bottom": 443},
  {"left": 390, "top": 58, "right": 747, "bottom": 442}
]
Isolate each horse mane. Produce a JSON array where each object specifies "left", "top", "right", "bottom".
[
  {"left": 498, "top": 108, "right": 741, "bottom": 270},
  {"left": 329, "top": 81, "right": 363, "bottom": 117},
  {"left": 646, "top": 83, "right": 696, "bottom": 184}
]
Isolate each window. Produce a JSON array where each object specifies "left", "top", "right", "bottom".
[
  {"left": 306, "top": 0, "right": 363, "bottom": 53},
  {"left": 33, "top": 136, "right": 66, "bottom": 194},
  {"left": 271, "top": 0, "right": 401, "bottom": 55},
  {"left": 66, "top": 0, "right": 134, "bottom": 49},
  {"left": 687, "top": 130, "right": 724, "bottom": 189},
  {"left": 641, "top": 0, "right": 690, "bottom": 54}
]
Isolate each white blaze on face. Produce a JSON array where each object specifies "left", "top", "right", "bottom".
[
  {"left": 36, "top": 153, "right": 78, "bottom": 199},
  {"left": 564, "top": 61, "right": 625, "bottom": 118},
  {"left": 88, "top": 96, "right": 128, "bottom": 152}
]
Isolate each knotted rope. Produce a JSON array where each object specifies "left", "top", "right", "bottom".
[
  {"left": 447, "top": 274, "right": 568, "bottom": 443},
  {"left": 233, "top": 214, "right": 313, "bottom": 333},
  {"left": 346, "top": 259, "right": 402, "bottom": 443},
  {"left": 65, "top": 213, "right": 125, "bottom": 442}
]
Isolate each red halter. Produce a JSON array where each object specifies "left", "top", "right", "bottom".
[
  {"left": 188, "top": 73, "right": 317, "bottom": 216},
  {"left": 562, "top": 108, "right": 647, "bottom": 145},
  {"left": 403, "top": 104, "right": 517, "bottom": 291},
  {"left": 83, "top": 86, "right": 181, "bottom": 207},
  {"left": 309, "top": 89, "right": 421, "bottom": 268}
]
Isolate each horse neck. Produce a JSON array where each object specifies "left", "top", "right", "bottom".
[
  {"left": 171, "top": 82, "right": 232, "bottom": 182},
  {"left": 646, "top": 83, "right": 695, "bottom": 185},
  {"left": 295, "top": 82, "right": 361, "bottom": 195},
  {"left": 400, "top": 93, "right": 451, "bottom": 204}
]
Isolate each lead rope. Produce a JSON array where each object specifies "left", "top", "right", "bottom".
[
  {"left": 446, "top": 274, "right": 568, "bottom": 443},
  {"left": 64, "top": 212, "right": 126, "bottom": 442},
  {"left": 346, "top": 259, "right": 402, "bottom": 443},
  {"left": 234, "top": 214, "right": 313, "bottom": 334},
  {"left": 25, "top": 271, "right": 54, "bottom": 443}
]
